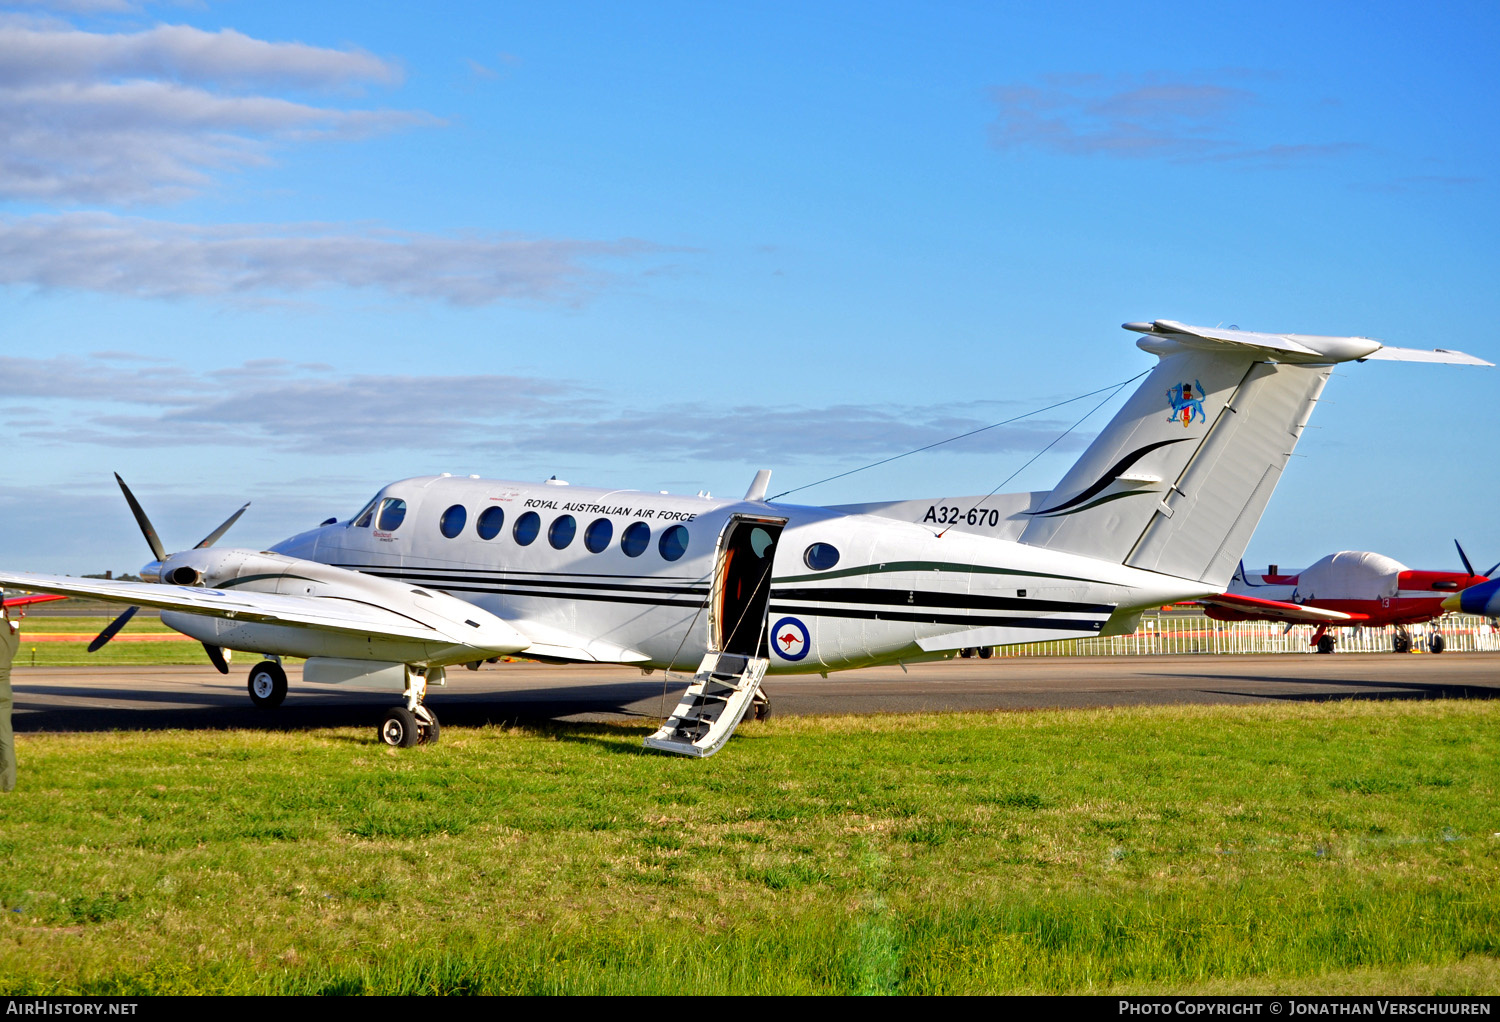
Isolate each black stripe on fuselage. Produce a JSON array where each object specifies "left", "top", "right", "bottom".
[
  {"left": 345, "top": 565, "right": 1114, "bottom": 625},
  {"left": 773, "top": 586, "right": 1112, "bottom": 615},
  {"left": 352, "top": 569, "right": 709, "bottom": 598},
  {"left": 768, "top": 604, "right": 1107, "bottom": 631}
]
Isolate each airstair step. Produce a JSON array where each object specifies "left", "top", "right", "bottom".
[{"left": 644, "top": 652, "right": 769, "bottom": 758}]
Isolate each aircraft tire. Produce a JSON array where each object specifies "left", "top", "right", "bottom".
[
  {"left": 977, "top": 646, "right": 994, "bottom": 659},
  {"left": 1316, "top": 635, "right": 1335, "bottom": 655},
  {"left": 959, "top": 647, "right": 975, "bottom": 658},
  {"left": 1393, "top": 633, "right": 1412, "bottom": 654},
  {"left": 247, "top": 661, "right": 288, "bottom": 709},
  {"left": 1429, "top": 634, "right": 1446, "bottom": 654},
  {"left": 380, "top": 706, "right": 421, "bottom": 748},
  {"left": 753, "top": 696, "right": 772, "bottom": 722}
]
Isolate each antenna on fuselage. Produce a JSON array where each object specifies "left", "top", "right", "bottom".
[{"left": 744, "top": 469, "right": 771, "bottom": 502}]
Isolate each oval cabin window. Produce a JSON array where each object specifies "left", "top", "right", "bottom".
[
  {"left": 620, "top": 521, "right": 651, "bottom": 558},
  {"left": 439, "top": 504, "right": 466, "bottom": 539},
  {"left": 584, "top": 518, "right": 612, "bottom": 553},
  {"left": 476, "top": 506, "right": 504, "bottom": 540},
  {"left": 804, "top": 543, "right": 839, "bottom": 570},
  {"left": 659, "top": 524, "right": 689, "bottom": 562},
  {"left": 513, "top": 511, "right": 541, "bottom": 546},
  {"left": 549, "top": 514, "right": 577, "bottom": 549}
]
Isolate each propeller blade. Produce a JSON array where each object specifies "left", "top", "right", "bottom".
[
  {"left": 114, "top": 473, "right": 166, "bottom": 562},
  {"left": 1485, "top": 561, "right": 1500, "bottom": 579},
  {"left": 202, "top": 642, "right": 229, "bottom": 674},
  {"left": 88, "top": 605, "right": 139, "bottom": 653},
  {"left": 1455, "top": 539, "right": 1476, "bottom": 576},
  {"left": 195, "top": 502, "right": 250, "bottom": 549}
]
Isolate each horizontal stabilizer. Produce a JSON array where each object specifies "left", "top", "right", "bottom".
[
  {"left": 1125, "top": 320, "right": 1492, "bottom": 367},
  {"left": 1198, "top": 592, "right": 1356, "bottom": 623},
  {"left": 1356, "top": 345, "right": 1493, "bottom": 366}
]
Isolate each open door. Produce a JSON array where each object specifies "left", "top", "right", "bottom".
[
  {"left": 709, "top": 515, "right": 786, "bottom": 657},
  {"left": 645, "top": 513, "right": 788, "bottom": 758}
]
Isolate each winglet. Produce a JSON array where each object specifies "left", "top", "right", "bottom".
[{"left": 744, "top": 469, "right": 772, "bottom": 502}]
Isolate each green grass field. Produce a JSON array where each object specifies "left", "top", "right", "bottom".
[{"left": 0, "top": 700, "right": 1496, "bottom": 995}]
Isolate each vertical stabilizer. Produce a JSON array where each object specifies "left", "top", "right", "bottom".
[{"left": 1017, "top": 320, "right": 1484, "bottom": 589}]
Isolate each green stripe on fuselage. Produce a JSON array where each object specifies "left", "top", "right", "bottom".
[{"left": 772, "top": 560, "right": 1102, "bottom": 586}]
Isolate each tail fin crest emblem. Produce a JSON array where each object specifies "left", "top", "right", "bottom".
[{"left": 1167, "top": 380, "right": 1207, "bottom": 427}]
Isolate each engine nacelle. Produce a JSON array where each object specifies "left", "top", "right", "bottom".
[{"left": 155, "top": 547, "right": 529, "bottom": 666}]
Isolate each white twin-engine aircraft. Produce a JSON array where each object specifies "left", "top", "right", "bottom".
[{"left": 3, "top": 321, "right": 1489, "bottom": 756}]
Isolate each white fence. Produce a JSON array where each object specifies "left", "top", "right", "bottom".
[{"left": 998, "top": 613, "right": 1500, "bottom": 657}]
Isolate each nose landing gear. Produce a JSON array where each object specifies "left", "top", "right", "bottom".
[
  {"left": 378, "top": 666, "right": 443, "bottom": 747},
  {"left": 379, "top": 704, "right": 441, "bottom": 747}
]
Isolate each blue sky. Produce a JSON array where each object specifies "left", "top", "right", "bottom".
[{"left": 1, "top": 0, "right": 1496, "bottom": 576}]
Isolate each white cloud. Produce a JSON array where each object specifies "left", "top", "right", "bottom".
[
  {"left": 990, "top": 72, "right": 1357, "bottom": 167},
  {"left": 0, "top": 354, "right": 1092, "bottom": 461},
  {"left": 0, "top": 22, "right": 425, "bottom": 203},
  {"left": 0, "top": 213, "right": 663, "bottom": 304},
  {"left": 0, "top": 23, "right": 399, "bottom": 89}
]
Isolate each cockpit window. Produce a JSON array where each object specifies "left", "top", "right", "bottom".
[
  {"left": 377, "top": 498, "right": 407, "bottom": 531},
  {"left": 352, "top": 496, "right": 378, "bottom": 528}
]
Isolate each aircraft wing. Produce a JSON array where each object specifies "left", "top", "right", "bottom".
[
  {"left": 504, "top": 618, "right": 650, "bottom": 663},
  {"left": 0, "top": 570, "right": 525, "bottom": 650},
  {"left": 1198, "top": 592, "right": 1359, "bottom": 624}
]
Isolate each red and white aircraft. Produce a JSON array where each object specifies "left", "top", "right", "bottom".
[{"left": 1199, "top": 543, "right": 1495, "bottom": 653}]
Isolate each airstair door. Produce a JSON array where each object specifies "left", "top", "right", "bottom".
[
  {"left": 709, "top": 515, "right": 786, "bottom": 657},
  {"left": 644, "top": 514, "right": 785, "bottom": 757}
]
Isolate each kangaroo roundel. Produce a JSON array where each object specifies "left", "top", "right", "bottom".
[{"left": 771, "top": 616, "right": 810, "bottom": 661}]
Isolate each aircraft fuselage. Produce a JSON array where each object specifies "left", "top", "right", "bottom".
[{"left": 267, "top": 474, "right": 1207, "bottom": 673}]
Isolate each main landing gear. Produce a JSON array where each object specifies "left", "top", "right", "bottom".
[
  {"left": 378, "top": 666, "right": 443, "bottom": 748},
  {"left": 1392, "top": 627, "right": 1411, "bottom": 653},
  {"left": 1311, "top": 625, "right": 1337, "bottom": 654},
  {"left": 247, "top": 659, "right": 288, "bottom": 708}
]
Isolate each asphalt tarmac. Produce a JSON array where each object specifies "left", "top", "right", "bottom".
[{"left": 10, "top": 651, "right": 1499, "bottom": 734}]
